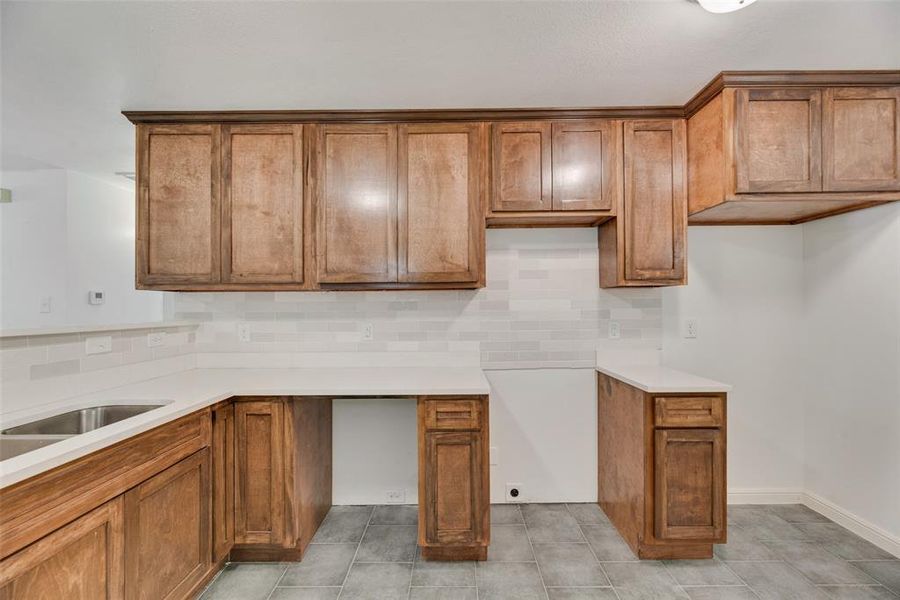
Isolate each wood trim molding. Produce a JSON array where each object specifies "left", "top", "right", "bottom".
[
  {"left": 124, "top": 71, "right": 900, "bottom": 125},
  {"left": 123, "top": 106, "right": 685, "bottom": 125},
  {"left": 684, "top": 70, "right": 900, "bottom": 117}
]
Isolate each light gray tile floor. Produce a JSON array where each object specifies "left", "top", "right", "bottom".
[{"left": 199, "top": 503, "right": 900, "bottom": 600}]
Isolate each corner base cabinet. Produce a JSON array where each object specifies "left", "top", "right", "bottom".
[{"left": 597, "top": 372, "right": 727, "bottom": 559}]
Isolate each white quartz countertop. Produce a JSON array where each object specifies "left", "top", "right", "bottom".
[
  {"left": 0, "top": 366, "right": 490, "bottom": 489},
  {"left": 595, "top": 361, "right": 732, "bottom": 394}
]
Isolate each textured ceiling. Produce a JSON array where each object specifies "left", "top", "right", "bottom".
[{"left": 2, "top": 0, "right": 899, "bottom": 182}]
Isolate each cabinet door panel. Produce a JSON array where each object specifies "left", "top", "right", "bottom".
[
  {"left": 212, "top": 404, "right": 235, "bottom": 562},
  {"left": 399, "top": 123, "right": 483, "bottom": 283},
  {"left": 552, "top": 120, "right": 621, "bottom": 211},
  {"left": 124, "top": 450, "right": 210, "bottom": 600},
  {"left": 423, "top": 431, "right": 484, "bottom": 545},
  {"left": 224, "top": 125, "right": 304, "bottom": 282},
  {"left": 654, "top": 429, "right": 725, "bottom": 542},
  {"left": 491, "top": 122, "right": 551, "bottom": 211},
  {"left": 138, "top": 124, "right": 221, "bottom": 284},
  {"left": 234, "top": 400, "right": 285, "bottom": 545},
  {"left": 824, "top": 87, "right": 900, "bottom": 191},
  {"left": 316, "top": 124, "right": 398, "bottom": 283},
  {"left": 623, "top": 120, "right": 686, "bottom": 282},
  {"left": 0, "top": 498, "right": 124, "bottom": 600},
  {"left": 735, "top": 89, "right": 822, "bottom": 193}
]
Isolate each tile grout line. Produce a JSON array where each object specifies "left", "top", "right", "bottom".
[
  {"left": 520, "top": 503, "right": 552, "bottom": 600},
  {"left": 262, "top": 563, "right": 289, "bottom": 600},
  {"left": 566, "top": 503, "right": 624, "bottom": 600},
  {"left": 336, "top": 505, "right": 376, "bottom": 600}
]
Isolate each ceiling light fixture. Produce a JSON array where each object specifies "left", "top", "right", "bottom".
[{"left": 695, "top": 0, "right": 758, "bottom": 13}]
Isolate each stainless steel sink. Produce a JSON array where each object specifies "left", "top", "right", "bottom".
[
  {"left": 1, "top": 404, "right": 164, "bottom": 436},
  {"left": 0, "top": 404, "right": 166, "bottom": 460}
]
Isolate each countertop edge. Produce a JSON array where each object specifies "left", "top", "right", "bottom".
[{"left": 595, "top": 365, "right": 733, "bottom": 394}]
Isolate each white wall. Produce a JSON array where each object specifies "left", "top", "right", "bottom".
[
  {"left": 662, "top": 226, "right": 807, "bottom": 496},
  {"left": 0, "top": 169, "right": 69, "bottom": 328},
  {"left": 0, "top": 169, "right": 164, "bottom": 329},
  {"left": 802, "top": 203, "right": 900, "bottom": 543}
]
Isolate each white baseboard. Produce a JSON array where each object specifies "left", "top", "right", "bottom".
[
  {"left": 727, "top": 487, "right": 804, "bottom": 504},
  {"left": 728, "top": 487, "right": 900, "bottom": 558},
  {"left": 802, "top": 491, "right": 900, "bottom": 559}
]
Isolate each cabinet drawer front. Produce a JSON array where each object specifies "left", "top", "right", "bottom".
[
  {"left": 425, "top": 399, "right": 482, "bottom": 431},
  {"left": 654, "top": 396, "right": 724, "bottom": 428}
]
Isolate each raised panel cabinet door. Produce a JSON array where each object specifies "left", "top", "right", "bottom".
[
  {"left": 138, "top": 124, "right": 221, "bottom": 284},
  {"left": 824, "top": 87, "right": 900, "bottom": 191},
  {"left": 398, "top": 123, "right": 484, "bottom": 283},
  {"left": 212, "top": 403, "right": 235, "bottom": 563},
  {"left": 0, "top": 497, "right": 124, "bottom": 600},
  {"left": 623, "top": 119, "right": 686, "bottom": 282},
  {"left": 551, "top": 120, "right": 622, "bottom": 211},
  {"left": 423, "top": 431, "right": 485, "bottom": 545},
  {"left": 234, "top": 400, "right": 285, "bottom": 546},
  {"left": 223, "top": 124, "right": 305, "bottom": 283},
  {"left": 123, "top": 449, "right": 211, "bottom": 600},
  {"left": 491, "top": 121, "right": 552, "bottom": 212},
  {"left": 734, "top": 88, "right": 823, "bottom": 193},
  {"left": 315, "top": 124, "right": 398, "bottom": 283},
  {"left": 654, "top": 429, "right": 725, "bottom": 542}
]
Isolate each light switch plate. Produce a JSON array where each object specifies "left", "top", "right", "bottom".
[
  {"left": 85, "top": 336, "right": 112, "bottom": 355},
  {"left": 39, "top": 296, "right": 52, "bottom": 314}
]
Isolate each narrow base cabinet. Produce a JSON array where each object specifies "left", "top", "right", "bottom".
[
  {"left": 597, "top": 373, "right": 727, "bottom": 559},
  {"left": 231, "top": 397, "right": 333, "bottom": 562},
  {"left": 418, "top": 396, "right": 490, "bottom": 561}
]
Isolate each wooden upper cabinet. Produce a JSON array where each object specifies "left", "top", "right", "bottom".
[
  {"left": 123, "top": 450, "right": 211, "bottom": 600},
  {"left": 315, "top": 124, "right": 398, "bottom": 283},
  {"left": 824, "top": 87, "right": 900, "bottom": 191},
  {"left": 398, "top": 123, "right": 484, "bottom": 283},
  {"left": 735, "top": 88, "right": 822, "bottom": 193},
  {"left": 0, "top": 498, "right": 124, "bottom": 600},
  {"left": 138, "top": 124, "right": 221, "bottom": 284},
  {"left": 552, "top": 120, "right": 622, "bottom": 211},
  {"left": 600, "top": 119, "right": 686, "bottom": 287},
  {"left": 491, "top": 121, "right": 551, "bottom": 212},
  {"left": 223, "top": 124, "right": 304, "bottom": 283}
]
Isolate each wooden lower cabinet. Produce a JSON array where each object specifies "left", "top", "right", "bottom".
[
  {"left": 211, "top": 403, "right": 235, "bottom": 563},
  {"left": 418, "top": 396, "right": 490, "bottom": 561},
  {"left": 234, "top": 399, "right": 286, "bottom": 547},
  {"left": 0, "top": 497, "right": 125, "bottom": 600},
  {"left": 597, "top": 373, "right": 727, "bottom": 559},
  {"left": 231, "top": 397, "right": 332, "bottom": 561},
  {"left": 124, "top": 449, "right": 211, "bottom": 600}
]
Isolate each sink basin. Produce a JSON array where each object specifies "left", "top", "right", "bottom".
[{"left": 1, "top": 404, "right": 165, "bottom": 436}]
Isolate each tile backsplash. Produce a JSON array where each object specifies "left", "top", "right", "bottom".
[{"left": 174, "top": 229, "right": 662, "bottom": 370}]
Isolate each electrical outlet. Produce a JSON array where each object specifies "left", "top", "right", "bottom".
[
  {"left": 147, "top": 332, "right": 166, "bottom": 348},
  {"left": 39, "top": 296, "right": 52, "bottom": 314},
  {"left": 682, "top": 319, "right": 698, "bottom": 339},
  {"left": 385, "top": 489, "right": 405, "bottom": 504},
  {"left": 490, "top": 446, "right": 498, "bottom": 467},
  {"left": 608, "top": 321, "right": 621, "bottom": 339},
  {"left": 237, "top": 322, "right": 252, "bottom": 343},
  {"left": 505, "top": 483, "right": 523, "bottom": 503},
  {"left": 362, "top": 323, "right": 374, "bottom": 341},
  {"left": 85, "top": 336, "right": 112, "bottom": 355}
]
